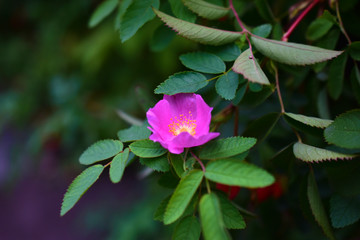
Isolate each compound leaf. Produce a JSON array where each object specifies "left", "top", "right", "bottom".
[
  {"left": 153, "top": 8, "right": 242, "bottom": 46},
  {"left": 79, "top": 140, "right": 123, "bottom": 165},
  {"left": 61, "top": 164, "right": 104, "bottom": 216}
]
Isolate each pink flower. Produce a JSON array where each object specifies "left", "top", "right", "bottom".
[{"left": 146, "top": 93, "right": 220, "bottom": 154}]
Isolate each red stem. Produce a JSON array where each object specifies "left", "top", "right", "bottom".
[
  {"left": 229, "top": 0, "right": 248, "bottom": 32},
  {"left": 282, "top": 0, "right": 320, "bottom": 41},
  {"left": 190, "top": 151, "right": 206, "bottom": 172}
]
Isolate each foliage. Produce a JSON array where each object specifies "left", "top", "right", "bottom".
[{"left": 6, "top": 0, "right": 358, "bottom": 239}]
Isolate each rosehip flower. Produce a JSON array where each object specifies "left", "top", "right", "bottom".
[{"left": 146, "top": 93, "right": 220, "bottom": 154}]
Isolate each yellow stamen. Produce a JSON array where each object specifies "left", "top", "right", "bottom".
[{"left": 168, "top": 112, "right": 197, "bottom": 136}]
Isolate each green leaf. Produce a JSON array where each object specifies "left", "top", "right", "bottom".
[
  {"left": 217, "top": 193, "right": 246, "bottom": 229},
  {"left": 252, "top": 24, "right": 272, "bottom": 38},
  {"left": 199, "top": 193, "right": 230, "bottom": 240},
  {"left": 307, "top": 170, "right": 336, "bottom": 240},
  {"left": 164, "top": 170, "right": 204, "bottom": 224},
  {"left": 284, "top": 113, "right": 333, "bottom": 129},
  {"left": 150, "top": 24, "right": 176, "bottom": 52},
  {"left": 206, "top": 43, "right": 241, "bottom": 61},
  {"left": 330, "top": 195, "right": 360, "bottom": 228},
  {"left": 180, "top": 52, "right": 226, "bottom": 74},
  {"left": 251, "top": 35, "right": 343, "bottom": 65},
  {"left": 327, "top": 52, "right": 348, "bottom": 100},
  {"left": 306, "top": 18, "right": 334, "bottom": 41},
  {"left": 140, "top": 155, "right": 170, "bottom": 172},
  {"left": 61, "top": 164, "right": 104, "bottom": 216},
  {"left": 173, "top": 216, "right": 201, "bottom": 240},
  {"left": 170, "top": 154, "right": 185, "bottom": 178},
  {"left": 215, "top": 71, "right": 239, "bottom": 100},
  {"left": 153, "top": 8, "right": 242, "bottom": 46},
  {"left": 232, "top": 82, "right": 247, "bottom": 105},
  {"left": 182, "top": 0, "right": 229, "bottom": 20},
  {"left": 154, "top": 71, "right": 208, "bottom": 95},
  {"left": 313, "top": 29, "right": 340, "bottom": 73},
  {"left": 169, "top": 0, "right": 196, "bottom": 23},
  {"left": 242, "top": 112, "right": 280, "bottom": 143},
  {"left": 88, "top": 0, "right": 118, "bottom": 28},
  {"left": 109, "top": 148, "right": 129, "bottom": 183},
  {"left": 119, "top": 0, "right": 160, "bottom": 42},
  {"left": 293, "top": 142, "right": 356, "bottom": 163},
  {"left": 154, "top": 195, "right": 171, "bottom": 221},
  {"left": 79, "top": 140, "right": 123, "bottom": 165},
  {"left": 129, "top": 139, "right": 166, "bottom": 158},
  {"left": 114, "top": 0, "right": 133, "bottom": 31},
  {"left": 205, "top": 160, "right": 275, "bottom": 188},
  {"left": 232, "top": 48, "right": 270, "bottom": 85},
  {"left": 324, "top": 110, "right": 360, "bottom": 149},
  {"left": 117, "top": 125, "right": 151, "bottom": 142},
  {"left": 349, "top": 41, "right": 360, "bottom": 61},
  {"left": 199, "top": 136, "right": 256, "bottom": 160}
]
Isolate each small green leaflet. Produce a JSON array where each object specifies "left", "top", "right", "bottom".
[
  {"left": 170, "top": 154, "right": 185, "bottom": 178},
  {"left": 215, "top": 71, "right": 239, "bottom": 100},
  {"left": 251, "top": 35, "right": 343, "bottom": 65},
  {"left": 252, "top": 24, "right": 272, "bottom": 38},
  {"left": 153, "top": 8, "right": 242, "bottom": 46},
  {"left": 129, "top": 139, "right": 167, "bottom": 158},
  {"left": 324, "top": 109, "right": 360, "bottom": 149},
  {"left": 217, "top": 193, "right": 246, "bottom": 229},
  {"left": 88, "top": 0, "right": 118, "bottom": 28},
  {"left": 79, "top": 139, "right": 123, "bottom": 165},
  {"left": 169, "top": 0, "right": 196, "bottom": 23},
  {"left": 330, "top": 195, "right": 360, "bottom": 228},
  {"left": 232, "top": 49, "right": 270, "bottom": 85},
  {"left": 61, "top": 164, "right": 104, "bottom": 216},
  {"left": 199, "top": 136, "right": 256, "bottom": 160},
  {"left": 140, "top": 155, "right": 170, "bottom": 172},
  {"left": 285, "top": 113, "right": 333, "bottom": 129},
  {"left": 173, "top": 216, "right": 201, "bottom": 240},
  {"left": 179, "top": 52, "right": 226, "bottom": 74},
  {"left": 199, "top": 193, "right": 231, "bottom": 240},
  {"left": 293, "top": 142, "right": 356, "bottom": 163},
  {"left": 164, "top": 170, "right": 203, "bottom": 224},
  {"left": 205, "top": 160, "right": 275, "bottom": 188},
  {"left": 117, "top": 125, "right": 151, "bottom": 142},
  {"left": 307, "top": 170, "right": 336, "bottom": 240},
  {"left": 119, "top": 0, "right": 160, "bottom": 42},
  {"left": 154, "top": 71, "right": 207, "bottom": 95},
  {"left": 109, "top": 148, "right": 129, "bottom": 183},
  {"left": 327, "top": 52, "right": 347, "bottom": 100},
  {"left": 206, "top": 43, "right": 241, "bottom": 61},
  {"left": 182, "top": 0, "right": 229, "bottom": 20},
  {"left": 306, "top": 18, "right": 334, "bottom": 41}
]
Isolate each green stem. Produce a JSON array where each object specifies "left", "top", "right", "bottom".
[
  {"left": 205, "top": 179, "right": 211, "bottom": 194},
  {"left": 335, "top": 0, "right": 352, "bottom": 45}
]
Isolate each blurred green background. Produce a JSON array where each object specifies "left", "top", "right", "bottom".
[{"left": 0, "top": 0, "right": 196, "bottom": 239}]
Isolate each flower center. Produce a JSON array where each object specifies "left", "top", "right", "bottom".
[{"left": 168, "top": 111, "right": 197, "bottom": 136}]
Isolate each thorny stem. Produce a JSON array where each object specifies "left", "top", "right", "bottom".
[
  {"left": 282, "top": 0, "right": 320, "bottom": 42},
  {"left": 229, "top": 0, "right": 248, "bottom": 32},
  {"left": 335, "top": 0, "right": 352, "bottom": 45},
  {"left": 274, "top": 66, "right": 285, "bottom": 113},
  {"left": 190, "top": 151, "right": 206, "bottom": 173}
]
